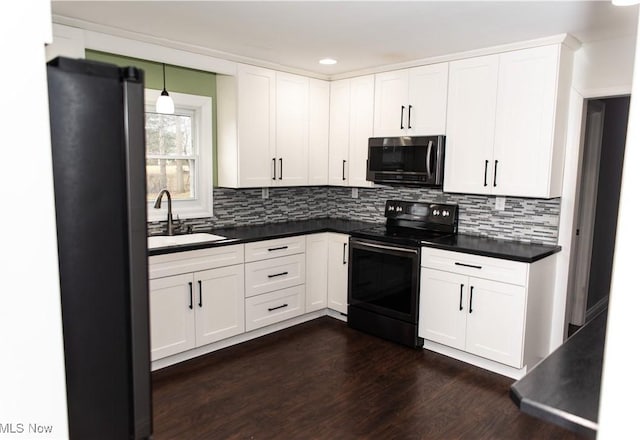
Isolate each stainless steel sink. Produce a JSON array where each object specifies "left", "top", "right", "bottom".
[{"left": 147, "top": 233, "right": 227, "bottom": 249}]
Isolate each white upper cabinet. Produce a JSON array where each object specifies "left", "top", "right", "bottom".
[
  {"left": 328, "top": 75, "right": 375, "bottom": 187},
  {"left": 492, "top": 45, "right": 568, "bottom": 197},
  {"left": 373, "top": 63, "right": 448, "bottom": 137},
  {"left": 217, "top": 64, "right": 276, "bottom": 188},
  {"left": 217, "top": 65, "right": 326, "bottom": 188},
  {"left": 308, "top": 79, "right": 330, "bottom": 186},
  {"left": 328, "top": 79, "right": 351, "bottom": 186},
  {"left": 444, "top": 44, "right": 573, "bottom": 198},
  {"left": 276, "top": 72, "right": 309, "bottom": 186},
  {"left": 444, "top": 55, "right": 500, "bottom": 194}
]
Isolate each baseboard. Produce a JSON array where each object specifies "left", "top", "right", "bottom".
[
  {"left": 422, "top": 339, "right": 527, "bottom": 380},
  {"left": 152, "top": 309, "right": 328, "bottom": 371}
]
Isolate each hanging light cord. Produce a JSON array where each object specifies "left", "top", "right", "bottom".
[{"left": 161, "top": 63, "right": 169, "bottom": 96}]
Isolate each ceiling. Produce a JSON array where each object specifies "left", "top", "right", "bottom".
[{"left": 52, "top": 1, "right": 638, "bottom": 77}]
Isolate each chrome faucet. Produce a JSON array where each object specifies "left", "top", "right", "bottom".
[{"left": 153, "top": 189, "right": 175, "bottom": 236}]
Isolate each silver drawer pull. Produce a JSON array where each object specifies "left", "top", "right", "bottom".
[
  {"left": 268, "top": 271, "right": 289, "bottom": 278},
  {"left": 268, "top": 304, "right": 288, "bottom": 312},
  {"left": 455, "top": 262, "right": 482, "bottom": 269},
  {"left": 268, "top": 246, "right": 288, "bottom": 252}
]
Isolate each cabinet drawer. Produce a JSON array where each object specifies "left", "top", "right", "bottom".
[
  {"left": 245, "top": 285, "right": 305, "bottom": 331},
  {"left": 245, "top": 253, "right": 305, "bottom": 297},
  {"left": 244, "top": 236, "right": 306, "bottom": 262},
  {"left": 149, "top": 244, "right": 245, "bottom": 279},
  {"left": 421, "top": 247, "right": 528, "bottom": 286}
]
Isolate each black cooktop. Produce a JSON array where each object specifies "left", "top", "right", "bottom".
[
  {"left": 350, "top": 200, "right": 459, "bottom": 247},
  {"left": 350, "top": 225, "right": 454, "bottom": 247}
]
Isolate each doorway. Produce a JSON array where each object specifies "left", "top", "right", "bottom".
[{"left": 567, "top": 96, "right": 630, "bottom": 330}]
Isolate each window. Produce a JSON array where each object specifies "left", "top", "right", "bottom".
[{"left": 144, "top": 90, "right": 212, "bottom": 221}]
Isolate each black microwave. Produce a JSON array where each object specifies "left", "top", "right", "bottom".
[{"left": 366, "top": 136, "right": 445, "bottom": 186}]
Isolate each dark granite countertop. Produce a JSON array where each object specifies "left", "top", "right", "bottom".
[
  {"left": 425, "top": 234, "right": 561, "bottom": 263},
  {"left": 148, "top": 218, "right": 377, "bottom": 256},
  {"left": 149, "top": 218, "right": 560, "bottom": 263},
  {"left": 510, "top": 309, "right": 607, "bottom": 438}
]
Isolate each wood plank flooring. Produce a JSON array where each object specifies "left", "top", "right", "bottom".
[{"left": 152, "top": 317, "right": 585, "bottom": 439}]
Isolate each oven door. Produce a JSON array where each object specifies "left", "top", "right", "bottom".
[{"left": 348, "top": 238, "right": 420, "bottom": 323}]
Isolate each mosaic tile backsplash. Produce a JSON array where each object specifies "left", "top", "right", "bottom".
[{"left": 148, "top": 186, "right": 561, "bottom": 245}]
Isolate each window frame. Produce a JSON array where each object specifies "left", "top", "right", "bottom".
[{"left": 144, "top": 89, "right": 213, "bottom": 221}]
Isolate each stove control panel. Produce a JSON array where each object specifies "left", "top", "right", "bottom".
[{"left": 385, "top": 200, "right": 458, "bottom": 229}]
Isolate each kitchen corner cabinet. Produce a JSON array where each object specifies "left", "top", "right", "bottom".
[
  {"left": 148, "top": 245, "right": 245, "bottom": 361},
  {"left": 218, "top": 65, "right": 327, "bottom": 188},
  {"left": 306, "top": 234, "right": 329, "bottom": 312},
  {"left": 444, "top": 44, "right": 573, "bottom": 198},
  {"left": 419, "top": 247, "right": 556, "bottom": 371},
  {"left": 373, "top": 63, "right": 448, "bottom": 137},
  {"left": 308, "top": 79, "right": 330, "bottom": 186},
  {"left": 275, "top": 72, "right": 309, "bottom": 186},
  {"left": 327, "top": 233, "right": 350, "bottom": 314},
  {"left": 328, "top": 75, "right": 374, "bottom": 188}
]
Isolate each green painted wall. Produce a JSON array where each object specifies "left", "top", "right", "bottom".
[{"left": 85, "top": 49, "right": 218, "bottom": 186}]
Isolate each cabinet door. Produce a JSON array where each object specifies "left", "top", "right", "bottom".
[
  {"left": 327, "top": 233, "right": 349, "bottom": 314},
  {"left": 237, "top": 64, "right": 276, "bottom": 187},
  {"left": 328, "top": 79, "right": 350, "bottom": 186},
  {"left": 492, "top": 45, "right": 560, "bottom": 198},
  {"left": 407, "top": 63, "right": 448, "bottom": 136},
  {"left": 305, "top": 233, "right": 328, "bottom": 312},
  {"left": 276, "top": 72, "right": 309, "bottom": 186},
  {"left": 418, "top": 268, "right": 467, "bottom": 351},
  {"left": 308, "top": 79, "right": 330, "bottom": 186},
  {"left": 444, "top": 55, "right": 499, "bottom": 194},
  {"left": 149, "top": 273, "right": 195, "bottom": 361},
  {"left": 465, "top": 277, "right": 526, "bottom": 368},
  {"left": 373, "top": 69, "right": 409, "bottom": 137},
  {"left": 348, "top": 75, "right": 375, "bottom": 188},
  {"left": 194, "top": 264, "right": 245, "bottom": 347}
]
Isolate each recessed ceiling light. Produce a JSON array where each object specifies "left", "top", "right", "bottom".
[{"left": 319, "top": 58, "right": 337, "bottom": 65}]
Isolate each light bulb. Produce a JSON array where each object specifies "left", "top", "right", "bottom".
[{"left": 155, "top": 90, "right": 174, "bottom": 114}]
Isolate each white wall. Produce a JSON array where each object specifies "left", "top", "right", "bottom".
[
  {"left": 598, "top": 11, "right": 640, "bottom": 438},
  {"left": 551, "top": 34, "right": 636, "bottom": 349},
  {"left": 0, "top": 1, "right": 69, "bottom": 438}
]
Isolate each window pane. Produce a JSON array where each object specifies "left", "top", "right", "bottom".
[
  {"left": 146, "top": 158, "right": 194, "bottom": 201},
  {"left": 145, "top": 112, "right": 193, "bottom": 156}
]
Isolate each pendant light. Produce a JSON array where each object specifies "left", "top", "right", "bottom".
[{"left": 155, "top": 63, "right": 175, "bottom": 114}]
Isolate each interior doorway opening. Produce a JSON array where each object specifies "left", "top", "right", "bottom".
[{"left": 567, "top": 96, "right": 630, "bottom": 333}]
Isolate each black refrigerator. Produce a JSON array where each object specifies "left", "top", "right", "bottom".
[{"left": 47, "top": 57, "right": 152, "bottom": 439}]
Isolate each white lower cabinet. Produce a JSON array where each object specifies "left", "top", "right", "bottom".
[
  {"left": 244, "top": 236, "right": 307, "bottom": 329},
  {"left": 149, "top": 263, "right": 245, "bottom": 361},
  {"left": 327, "top": 233, "right": 349, "bottom": 314},
  {"left": 245, "top": 285, "right": 305, "bottom": 331},
  {"left": 305, "top": 234, "right": 329, "bottom": 312},
  {"left": 419, "top": 268, "right": 525, "bottom": 368},
  {"left": 419, "top": 247, "right": 556, "bottom": 375}
]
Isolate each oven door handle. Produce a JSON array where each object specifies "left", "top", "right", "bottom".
[{"left": 354, "top": 241, "right": 418, "bottom": 254}]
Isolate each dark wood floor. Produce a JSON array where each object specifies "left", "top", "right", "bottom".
[{"left": 152, "top": 317, "right": 585, "bottom": 439}]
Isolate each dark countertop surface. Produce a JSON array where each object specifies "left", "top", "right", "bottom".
[
  {"left": 510, "top": 310, "right": 607, "bottom": 438},
  {"left": 148, "top": 218, "right": 561, "bottom": 263},
  {"left": 425, "top": 234, "right": 561, "bottom": 263}
]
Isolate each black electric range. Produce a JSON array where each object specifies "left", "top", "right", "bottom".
[
  {"left": 347, "top": 200, "right": 459, "bottom": 348},
  {"left": 350, "top": 200, "right": 459, "bottom": 246}
]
